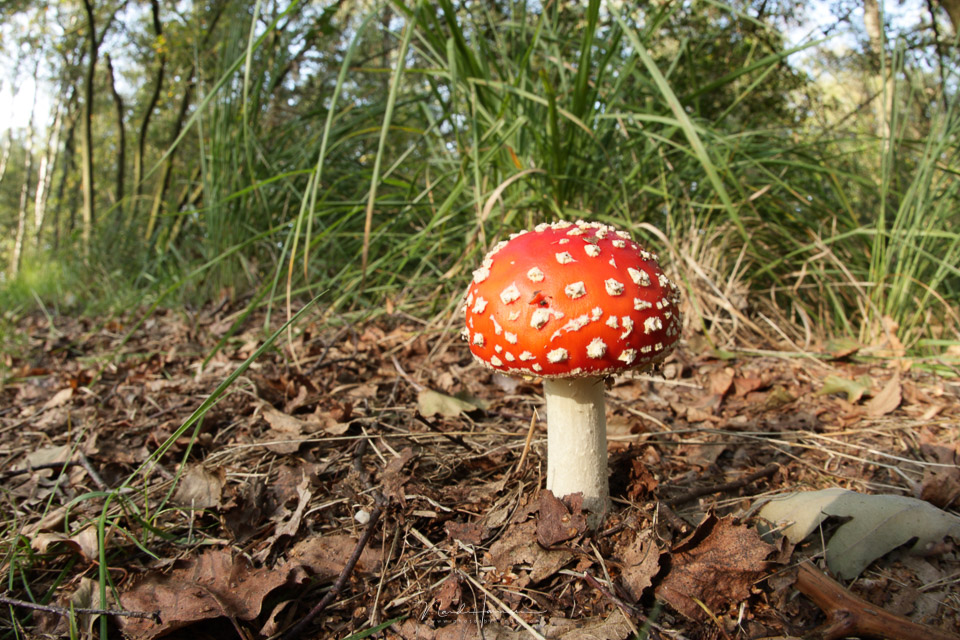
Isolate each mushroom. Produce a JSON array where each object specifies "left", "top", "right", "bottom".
[{"left": 462, "top": 220, "right": 682, "bottom": 518}]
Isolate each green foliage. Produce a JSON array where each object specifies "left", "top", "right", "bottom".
[{"left": 0, "top": 0, "right": 957, "bottom": 352}]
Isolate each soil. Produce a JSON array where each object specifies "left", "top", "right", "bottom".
[{"left": 1, "top": 303, "right": 958, "bottom": 639}]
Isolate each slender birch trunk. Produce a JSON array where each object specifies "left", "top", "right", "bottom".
[
  {"left": 80, "top": 0, "right": 99, "bottom": 258},
  {"left": 34, "top": 92, "right": 66, "bottom": 250},
  {"left": 10, "top": 61, "right": 40, "bottom": 278},
  {"left": 0, "top": 130, "right": 12, "bottom": 188}
]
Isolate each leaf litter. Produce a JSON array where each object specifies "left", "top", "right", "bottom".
[{"left": 1, "top": 305, "right": 959, "bottom": 639}]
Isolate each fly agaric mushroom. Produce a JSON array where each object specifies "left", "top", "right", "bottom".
[{"left": 463, "top": 220, "right": 682, "bottom": 517}]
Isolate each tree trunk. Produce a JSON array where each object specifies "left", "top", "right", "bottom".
[
  {"left": 132, "top": 0, "right": 165, "bottom": 220},
  {"left": 104, "top": 53, "right": 126, "bottom": 207},
  {"left": 0, "top": 130, "right": 11, "bottom": 188},
  {"left": 34, "top": 91, "right": 67, "bottom": 251},
  {"left": 54, "top": 104, "right": 80, "bottom": 251},
  {"left": 937, "top": 0, "right": 960, "bottom": 33},
  {"left": 11, "top": 63, "right": 40, "bottom": 278},
  {"left": 144, "top": 78, "right": 193, "bottom": 242},
  {"left": 80, "top": 0, "right": 99, "bottom": 257},
  {"left": 144, "top": 0, "right": 226, "bottom": 243},
  {"left": 863, "top": 0, "right": 893, "bottom": 145}
]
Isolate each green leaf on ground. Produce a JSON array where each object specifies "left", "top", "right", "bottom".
[
  {"left": 417, "top": 389, "right": 487, "bottom": 418},
  {"left": 757, "top": 488, "right": 960, "bottom": 579},
  {"left": 816, "top": 374, "right": 872, "bottom": 403}
]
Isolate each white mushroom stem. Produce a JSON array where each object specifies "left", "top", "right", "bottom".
[{"left": 544, "top": 376, "right": 610, "bottom": 517}]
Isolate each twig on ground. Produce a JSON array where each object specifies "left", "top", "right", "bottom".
[
  {"left": 512, "top": 410, "right": 538, "bottom": 478},
  {"left": 795, "top": 562, "right": 958, "bottom": 640},
  {"left": 665, "top": 463, "right": 780, "bottom": 508},
  {"left": 0, "top": 595, "right": 159, "bottom": 621},
  {"left": 657, "top": 502, "right": 693, "bottom": 536},
  {"left": 282, "top": 436, "right": 391, "bottom": 640},
  {"left": 0, "top": 461, "right": 81, "bottom": 481},
  {"left": 581, "top": 572, "right": 688, "bottom": 640},
  {"left": 77, "top": 452, "right": 108, "bottom": 490},
  {"left": 280, "top": 506, "right": 383, "bottom": 640},
  {"left": 390, "top": 354, "right": 423, "bottom": 392}
]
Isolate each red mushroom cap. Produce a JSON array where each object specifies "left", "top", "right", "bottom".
[{"left": 462, "top": 220, "right": 682, "bottom": 378}]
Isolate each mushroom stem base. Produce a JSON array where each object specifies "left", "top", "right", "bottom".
[{"left": 544, "top": 377, "right": 610, "bottom": 519}]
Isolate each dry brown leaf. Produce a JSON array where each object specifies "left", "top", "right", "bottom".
[
  {"left": 172, "top": 464, "right": 226, "bottom": 509},
  {"left": 543, "top": 610, "right": 636, "bottom": 639},
  {"left": 626, "top": 458, "right": 658, "bottom": 501},
  {"left": 394, "top": 611, "right": 634, "bottom": 640},
  {"left": 655, "top": 514, "right": 774, "bottom": 621},
  {"left": 42, "top": 387, "right": 74, "bottom": 410},
  {"left": 418, "top": 388, "right": 477, "bottom": 419},
  {"left": 733, "top": 375, "right": 766, "bottom": 397},
  {"left": 486, "top": 520, "right": 574, "bottom": 583},
  {"left": 258, "top": 600, "right": 294, "bottom": 638},
  {"left": 272, "top": 475, "right": 311, "bottom": 539},
  {"left": 262, "top": 406, "right": 307, "bottom": 454},
  {"left": 120, "top": 535, "right": 380, "bottom": 640},
  {"left": 708, "top": 367, "right": 735, "bottom": 396},
  {"left": 393, "top": 619, "right": 522, "bottom": 639},
  {"left": 617, "top": 529, "right": 661, "bottom": 601},
  {"left": 285, "top": 535, "right": 382, "bottom": 576},
  {"left": 428, "top": 574, "right": 463, "bottom": 618},
  {"left": 39, "top": 577, "right": 116, "bottom": 637},
  {"left": 21, "top": 444, "right": 71, "bottom": 475},
  {"left": 119, "top": 549, "right": 289, "bottom": 639},
  {"left": 866, "top": 374, "right": 902, "bottom": 417},
  {"left": 537, "top": 491, "right": 586, "bottom": 547},
  {"left": 309, "top": 406, "right": 352, "bottom": 435},
  {"left": 917, "top": 431, "right": 960, "bottom": 508},
  {"left": 31, "top": 526, "right": 100, "bottom": 562},
  {"left": 445, "top": 520, "right": 484, "bottom": 546},
  {"left": 382, "top": 447, "right": 416, "bottom": 503}
]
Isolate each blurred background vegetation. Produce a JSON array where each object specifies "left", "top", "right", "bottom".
[{"left": 0, "top": 0, "right": 957, "bottom": 355}]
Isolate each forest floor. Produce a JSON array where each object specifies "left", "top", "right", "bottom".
[{"left": 2, "top": 303, "right": 959, "bottom": 640}]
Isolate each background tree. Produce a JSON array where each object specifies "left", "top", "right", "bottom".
[{"left": 0, "top": 0, "right": 954, "bottom": 350}]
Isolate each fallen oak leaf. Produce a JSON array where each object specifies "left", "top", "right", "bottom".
[
  {"left": 445, "top": 520, "right": 484, "bottom": 546},
  {"left": 417, "top": 389, "right": 488, "bottom": 419},
  {"left": 119, "top": 535, "right": 381, "bottom": 640},
  {"left": 865, "top": 373, "right": 901, "bottom": 417},
  {"left": 616, "top": 529, "right": 661, "bottom": 602},
  {"left": 486, "top": 520, "right": 574, "bottom": 584},
  {"left": 382, "top": 447, "right": 416, "bottom": 504},
  {"left": 285, "top": 535, "right": 381, "bottom": 577},
  {"left": 42, "top": 387, "right": 74, "bottom": 410},
  {"left": 537, "top": 490, "right": 586, "bottom": 547},
  {"left": 171, "top": 464, "right": 225, "bottom": 509},
  {"left": 655, "top": 513, "right": 774, "bottom": 621},
  {"left": 118, "top": 548, "right": 288, "bottom": 640},
  {"left": 31, "top": 526, "right": 101, "bottom": 563},
  {"left": 261, "top": 406, "right": 308, "bottom": 454}
]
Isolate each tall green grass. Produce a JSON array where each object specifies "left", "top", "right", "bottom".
[{"left": 4, "top": 0, "right": 958, "bottom": 353}]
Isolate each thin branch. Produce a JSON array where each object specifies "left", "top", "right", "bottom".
[
  {"left": 0, "top": 461, "right": 81, "bottom": 481},
  {"left": 796, "top": 563, "right": 958, "bottom": 640},
  {"left": 581, "top": 571, "right": 690, "bottom": 640},
  {"left": 665, "top": 463, "right": 780, "bottom": 508},
  {"left": 280, "top": 506, "right": 383, "bottom": 640},
  {"left": 0, "top": 595, "right": 158, "bottom": 621}
]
